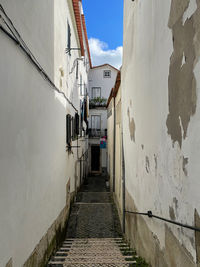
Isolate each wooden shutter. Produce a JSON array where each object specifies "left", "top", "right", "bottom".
[{"left": 66, "top": 114, "right": 71, "bottom": 145}]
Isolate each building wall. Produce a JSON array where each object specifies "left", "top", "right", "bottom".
[
  {"left": 89, "top": 65, "right": 118, "bottom": 100},
  {"left": 0, "top": 1, "right": 89, "bottom": 266},
  {"left": 114, "top": 86, "right": 123, "bottom": 220},
  {"left": 107, "top": 99, "right": 114, "bottom": 186},
  {"left": 107, "top": 85, "right": 123, "bottom": 223},
  {"left": 121, "top": 0, "right": 200, "bottom": 266},
  {"left": 88, "top": 65, "right": 118, "bottom": 174}
]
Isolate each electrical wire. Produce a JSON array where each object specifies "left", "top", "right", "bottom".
[{"left": 0, "top": 4, "right": 78, "bottom": 112}]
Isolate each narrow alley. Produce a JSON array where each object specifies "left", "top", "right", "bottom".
[
  {"left": 1, "top": 0, "right": 200, "bottom": 266},
  {"left": 48, "top": 175, "right": 147, "bottom": 266}
]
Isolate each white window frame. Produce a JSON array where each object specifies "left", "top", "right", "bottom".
[
  {"left": 92, "top": 87, "right": 101, "bottom": 99},
  {"left": 103, "top": 70, "right": 111, "bottom": 78},
  {"left": 91, "top": 115, "right": 101, "bottom": 130}
]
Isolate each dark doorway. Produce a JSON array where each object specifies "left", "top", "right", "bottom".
[{"left": 91, "top": 145, "right": 100, "bottom": 172}]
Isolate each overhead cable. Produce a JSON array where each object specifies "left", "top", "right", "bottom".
[{"left": 0, "top": 4, "right": 78, "bottom": 112}]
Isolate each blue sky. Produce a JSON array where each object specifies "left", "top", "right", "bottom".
[{"left": 83, "top": 0, "right": 123, "bottom": 68}]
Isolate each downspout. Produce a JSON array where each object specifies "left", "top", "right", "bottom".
[{"left": 113, "top": 94, "right": 116, "bottom": 192}]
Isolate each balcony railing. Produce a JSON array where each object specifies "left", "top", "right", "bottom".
[
  {"left": 88, "top": 129, "right": 107, "bottom": 138},
  {"left": 89, "top": 97, "right": 107, "bottom": 108}
]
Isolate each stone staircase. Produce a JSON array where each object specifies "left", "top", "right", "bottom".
[
  {"left": 47, "top": 176, "right": 148, "bottom": 266},
  {"left": 48, "top": 238, "right": 137, "bottom": 266}
]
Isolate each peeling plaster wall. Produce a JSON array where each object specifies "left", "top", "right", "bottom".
[{"left": 122, "top": 0, "right": 200, "bottom": 266}]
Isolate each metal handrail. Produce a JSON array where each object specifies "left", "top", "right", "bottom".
[{"left": 125, "top": 210, "right": 200, "bottom": 232}]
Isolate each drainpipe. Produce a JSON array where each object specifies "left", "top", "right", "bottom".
[{"left": 113, "top": 94, "right": 116, "bottom": 192}]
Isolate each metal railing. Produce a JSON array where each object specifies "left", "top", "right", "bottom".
[
  {"left": 125, "top": 210, "right": 200, "bottom": 232},
  {"left": 88, "top": 129, "right": 107, "bottom": 138}
]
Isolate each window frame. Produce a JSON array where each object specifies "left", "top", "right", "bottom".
[
  {"left": 92, "top": 87, "right": 101, "bottom": 99},
  {"left": 66, "top": 114, "right": 72, "bottom": 145},
  {"left": 103, "top": 70, "right": 111, "bottom": 78},
  {"left": 67, "top": 22, "right": 71, "bottom": 56},
  {"left": 91, "top": 115, "right": 101, "bottom": 131}
]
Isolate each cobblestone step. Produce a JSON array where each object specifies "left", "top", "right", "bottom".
[{"left": 48, "top": 238, "right": 136, "bottom": 266}]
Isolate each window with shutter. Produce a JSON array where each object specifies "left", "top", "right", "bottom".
[
  {"left": 75, "top": 113, "right": 79, "bottom": 135},
  {"left": 67, "top": 23, "right": 71, "bottom": 56},
  {"left": 66, "top": 114, "right": 72, "bottom": 145}
]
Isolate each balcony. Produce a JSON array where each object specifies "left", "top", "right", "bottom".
[
  {"left": 89, "top": 97, "right": 107, "bottom": 108},
  {"left": 88, "top": 129, "right": 107, "bottom": 138}
]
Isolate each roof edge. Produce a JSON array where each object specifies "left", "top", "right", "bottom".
[
  {"left": 92, "top": 63, "right": 119, "bottom": 72},
  {"left": 81, "top": 14, "right": 92, "bottom": 68}
]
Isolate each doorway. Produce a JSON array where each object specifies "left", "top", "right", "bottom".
[{"left": 91, "top": 145, "right": 100, "bottom": 172}]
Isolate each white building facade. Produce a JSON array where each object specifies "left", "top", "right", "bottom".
[
  {"left": 88, "top": 64, "right": 118, "bottom": 174},
  {"left": 118, "top": 0, "right": 200, "bottom": 266},
  {"left": 0, "top": 0, "right": 91, "bottom": 266}
]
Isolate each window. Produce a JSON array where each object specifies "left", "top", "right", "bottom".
[
  {"left": 103, "top": 70, "right": 111, "bottom": 78},
  {"left": 92, "top": 87, "right": 101, "bottom": 99},
  {"left": 91, "top": 115, "right": 101, "bottom": 130},
  {"left": 67, "top": 23, "right": 71, "bottom": 55},
  {"left": 76, "top": 60, "right": 79, "bottom": 79},
  {"left": 75, "top": 113, "right": 79, "bottom": 136},
  {"left": 66, "top": 114, "right": 72, "bottom": 145},
  {"left": 66, "top": 114, "right": 79, "bottom": 144}
]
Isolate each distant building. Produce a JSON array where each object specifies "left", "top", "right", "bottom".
[{"left": 88, "top": 64, "right": 118, "bottom": 174}]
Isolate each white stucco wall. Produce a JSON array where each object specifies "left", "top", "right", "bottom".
[
  {"left": 0, "top": 1, "right": 90, "bottom": 266},
  {"left": 122, "top": 0, "right": 200, "bottom": 265},
  {"left": 107, "top": 99, "right": 114, "bottom": 187},
  {"left": 89, "top": 65, "right": 118, "bottom": 100},
  {"left": 107, "top": 86, "right": 123, "bottom": 218}
]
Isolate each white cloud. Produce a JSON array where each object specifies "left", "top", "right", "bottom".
[{"left": 89, "top": 38, "right": 123, "bottom": 69}]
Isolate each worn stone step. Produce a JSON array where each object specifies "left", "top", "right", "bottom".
[
  {"left": 65, "top": 240, "right": 123, "bottom": 242},
  {"left": 54, "top": 255, "right": 134, "bottom": 259},
  {"left": 49, "top": 263, "right": 135, "bottom": 266},
  {"left": 62, "top": 243, "right": 128, "bottom": 247}
]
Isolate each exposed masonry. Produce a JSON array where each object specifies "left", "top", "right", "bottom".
[
  {"left": 127, "top": 107, "right": 136, "bottom": 142},
  {"left": 166, "top": 0, "right": 200, "bottom": 147}
]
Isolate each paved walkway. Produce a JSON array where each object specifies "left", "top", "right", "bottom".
[
  {"left": 48, "top": 175, "right": 148, "bottom": 266},
  {"left": 66, "top": 175, "right": 122, "bottom": 239}
]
